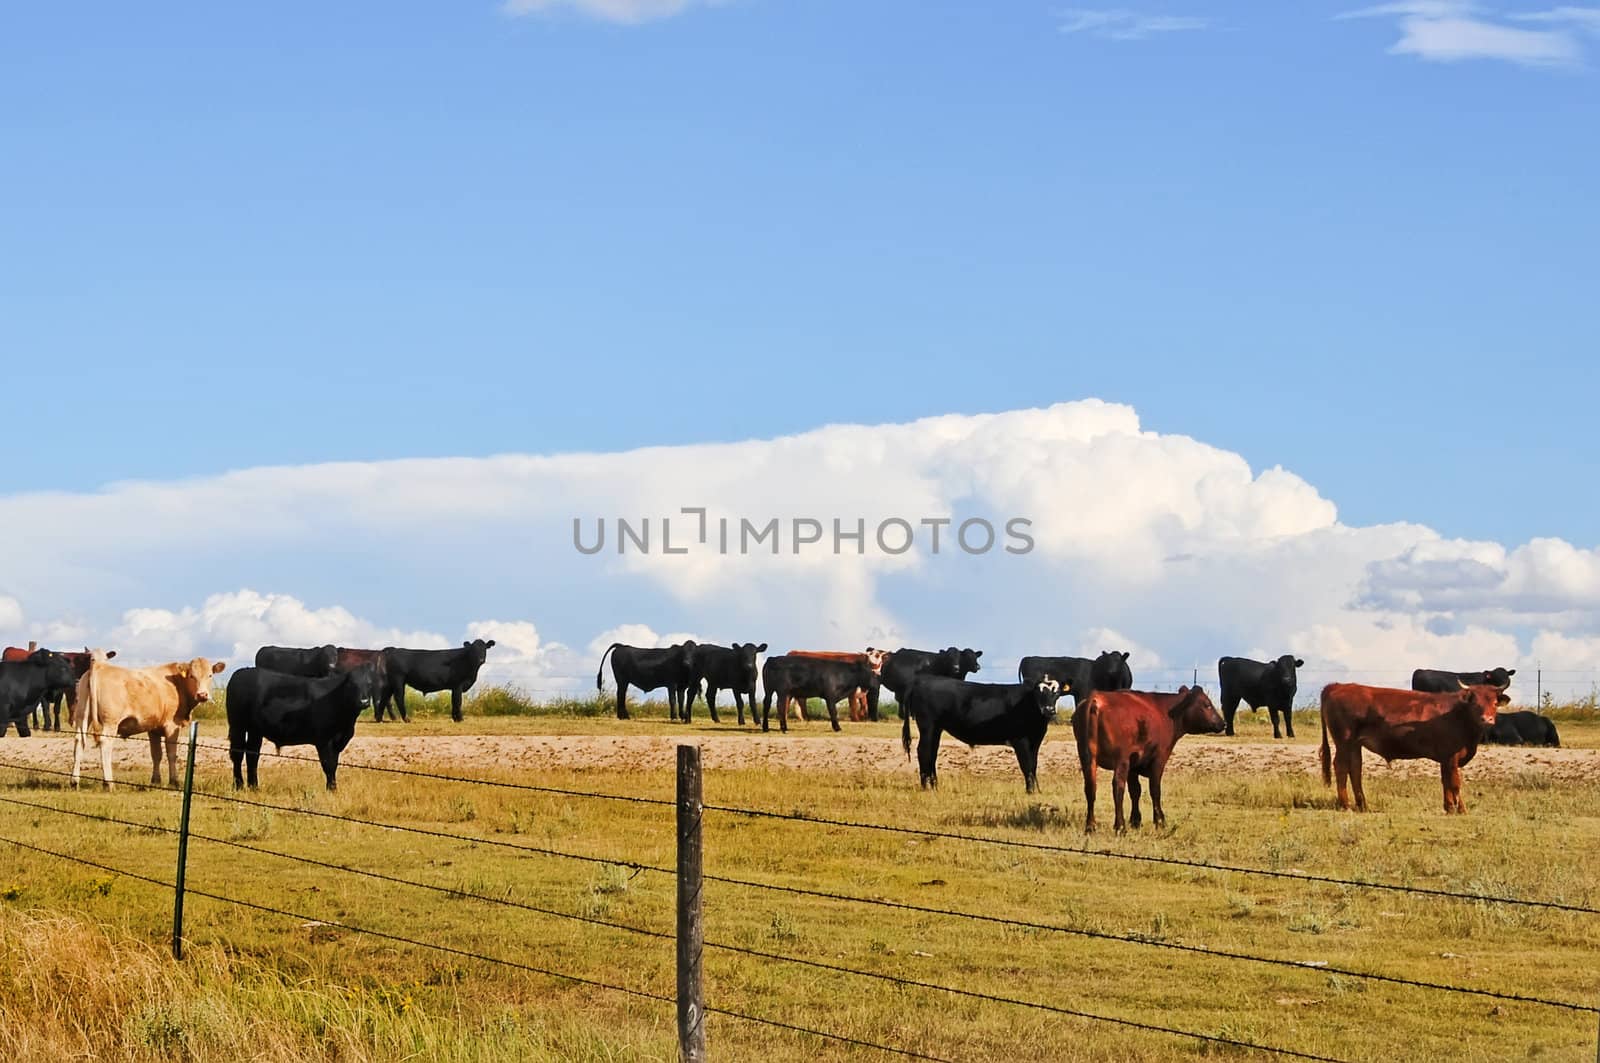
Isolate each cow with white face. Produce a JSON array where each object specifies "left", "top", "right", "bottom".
[{"left": 73, "top": 656, "right": 227, "bottom": 789}]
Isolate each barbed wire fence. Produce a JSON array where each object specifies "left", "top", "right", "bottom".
[{"left": 1, "top": 731, "right": 1598, "bottom": 1060}]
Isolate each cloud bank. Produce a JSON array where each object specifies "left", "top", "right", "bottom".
[
  {"left": 3, "top": 400, "right": 1598, "bottom": 700},
  {"left": 1339, "top": 2, "right": 1597, "bottom": 67}
]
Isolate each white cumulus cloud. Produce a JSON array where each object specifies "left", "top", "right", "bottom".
[
  {"left": 1339, "top": 1, "right": 1586, "bottom": 66},
  {"left": 3, "top": 400, "right": 1600, "bottom": 703},
  {"left": 501, "top": 0, "right": 728, "bottom": 24}
]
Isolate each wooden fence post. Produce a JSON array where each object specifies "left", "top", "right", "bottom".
[
  {"left": 677, "top": 744, "right": 706, "bottom": 1062},
  {"left": 172, "top": 720, "right": 199, "bottom": 960}
]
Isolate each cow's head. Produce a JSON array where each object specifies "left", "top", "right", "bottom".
[
  {"left": 1454, "top": 682, "right": 1503, "bottom": 730},
  {"left": 673, "top": 640, "right": 698, "bottom": 669},
  {"left": 1271, "top": 655, "right": 1303, "bottom": 690},
  {"left": 1092, "top": 650, "right": 1133, "bottom": 691},
  {"left": 29, "top": 650, "right": 76, "bottom": 692},
  {"left": 864, "top": 647, "right": 888, "bottom": 675},
  {"left": 313, "top": 644, "right": 339, "bottom": 675},
  {"left": 343, "top": 663, "right": 381, "bottom": 712},
  {"left": 950, "top": 647, "right": 983, "bottom": 678},
  {"left": 461, "top": 639, "right": 496, "bottom": 667},
  {"left": 734, "top": 642, "right": 767, "bottom": 684},
  {"left": 1172, "top": 685, "right": 1226, "bottom": 735},
  {"left": 1483, "top": 666, "right": 1516, "bottom": 690},
  {"left": 174, "top": 658, "right": 227, "bottom": 704},
  {"left": 1034, "top": 676, "right": 1068, "bottom": 721}
]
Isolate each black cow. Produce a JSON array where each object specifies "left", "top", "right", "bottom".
[
  {"left": 597, "top": 641, "right": 697, "bottom": 721},
  {"left": 1018, "top": 650, "right": 1132, "bottom": 704},
  {"left": 1484, "top": 710, "right": 1560, "bottom": 748},
  {"left": 1412, "top": 667, "right": 1516, "bottom": 693},
  {"left": 876, "top": 647, "right": 984, "bottom": 720},
  {"left": 901, "top": 676, "right": 1068, "bottom": 793},
  {"left": 1, "top": 647, "right": 117, "bottom": 732},
  {"left": 0, "top": 651, "right": 76, "bottom": 738},
  {"left": 335, "top": 647, "right": 395, "bottom": 719},
  {"left": 1218, "top": 654, "right": 1305, "bottom": 739},
  {"left": 226, "top": 664, "right": 381, "bottom": 790},
  {"left": 761, "top": 654, "right": 880, "bottom": 733},
  {"left": 383, "top": 640, "right": 496, "bottom": 723},
  {"left": 254, "top": 644, "right": 339, "bottom": 677},
  {"left": 685, "top": 642, "right": 766, "bottom": 724}
]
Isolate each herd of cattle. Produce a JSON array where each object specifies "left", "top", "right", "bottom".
[{"left": 0, "top": 636, "right": 1564, "bottom": 831}]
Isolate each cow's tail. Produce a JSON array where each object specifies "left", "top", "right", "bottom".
[
  {"left": 1319, "top": 689, "right": 1332, "bottom": 786},
  {"left": 596, "top": 644, "right": 620, "bottom": 691},
  {"left": 900, "top": 684, "right": 914, "bottom": 760},
  {"left": 1016, "top": 659, "right": 1025, "bottom": 683},
  {"left": 79, "top": 662, "right": 101, "bottom": 746}
]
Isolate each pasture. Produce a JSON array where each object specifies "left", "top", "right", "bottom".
[{"left": 1, "top": 693, "right": 1597, "bottom": 1061}]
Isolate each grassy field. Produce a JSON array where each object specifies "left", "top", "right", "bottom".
[{"left": 1, "top": 692, "right": 1597, "bottom": 1061}]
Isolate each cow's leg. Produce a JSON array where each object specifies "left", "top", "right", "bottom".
[
  {"left": 1149, "top": 754, "right": 1170, "bottom": 828},
  {"left": 867, "top": 682, "right": 881, "bottom": 723},
  {"left": 318, "top": 742, "right": 340, "bottom": 791},
  {"left": 706, "top": 686, "right": 721, "bottom": 725},
  {"left": 1127, "top": 772, "right": 1143, "bottom": 828},
  {"left": 1332, "top": 742, "right": 1352, "bottom": 810},
  {"left": 165, "top": 730, "right": 181, "bottom": 787},
  {"left": 450, "top": 687, "right": 464, "bottom": 724},
  {"left": 1348, "top": 748, "right": 1367, "bottom": 812},
  {"left": 229, "top": 726, "right": 247, "bottom": 789},
  {"left": 71, "top": 729, "right": 83, "bottom": 787},
  {"left": 1221, "top": 692, "right": 1240, "bottom": 736},
  {"left": 826, "top": 696, "right": 842, "bottom": 733},
  {"left": 148, "top": 732, "right": 165, "bottom": 787},
  {"left": 99, "top": 730, "right": 114, "bottom": 790},
  {"left": 1010, "top": 739, "right": 1037, "bottom": 793},
  {"left": 917, "top": 726, "right": 942, "bottom": 789},
  {"left": 246, "top": 734, "right": 264, "bottom": 788},
  {"left": 1281, "top": 703, "right": 1296, "bottom": 739},
  {"left": 1441, "top": 758, "right": 1465, "bottom": 813},
  {"left": 616, "top": 684, "right": 630, "bottom": 721},
  {"left": 393, "top": 685, "right": 410, "bottom": 723},
  {"left": 1111, "top": 762, "right": 1129, "bottom": 833},
  {"left": 1078, "top": 737, "right": 1098, "bottom": 833}
]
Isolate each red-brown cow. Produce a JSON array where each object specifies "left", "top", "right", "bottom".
[
  {"left": 1073, "top": 686, "right": 1226, "bottom": 834},
  {"left": 1319, "top": 682, "right": 1505, "bottom": 814},
  {"left": 783, "top": 650, "right": 885, "bottom": 722},
  {"left": 2, "top": 645, "right": 118, "bottom": 731}
]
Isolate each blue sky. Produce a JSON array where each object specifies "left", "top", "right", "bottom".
[{"left": 3, "top": 0, "right": 1596, "bottom": 551}]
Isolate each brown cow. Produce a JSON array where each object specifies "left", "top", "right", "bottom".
[
  {"left": 1, "top": 645, "right": 117, "bottom": 731},
  {"left": 1073, "top": 686, "right": 1226, "bottom": 833},
  {"left": 1319, "top": 682, "right": 1504, "bottom": 814},
  {"left": 72, "top": 654, "right": 226, "bottom": 789},
  {"left": 783, "top": 649, "right": 885, "bottom": 721}
]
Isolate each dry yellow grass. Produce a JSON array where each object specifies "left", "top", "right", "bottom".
[{"left": 0, "top": 706, "right": 1596, "bottom": 1061}]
